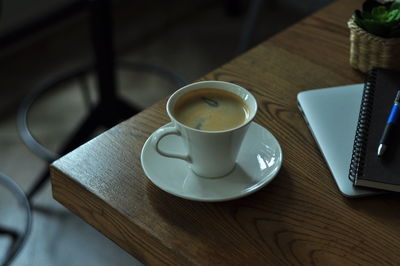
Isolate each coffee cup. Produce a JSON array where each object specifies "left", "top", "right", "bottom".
[{"left": 151, "top": 81, "right": 257, "bottom": 178}]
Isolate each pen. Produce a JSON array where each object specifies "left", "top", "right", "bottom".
[{"left": 377, "top": 90, "right": 400, "bottom": 157}]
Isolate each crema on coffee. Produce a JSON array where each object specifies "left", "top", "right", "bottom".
[{"left": 173, "top": 88, "right": 249, "bottom": 131}]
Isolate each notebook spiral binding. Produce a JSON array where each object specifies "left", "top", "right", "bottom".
[{"left": 349, "top": 69, "right": 377, "bottom": 182}]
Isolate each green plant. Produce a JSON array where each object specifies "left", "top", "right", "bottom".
[{"left": 354, "top": 0, "right": 400, "bottom": 37}]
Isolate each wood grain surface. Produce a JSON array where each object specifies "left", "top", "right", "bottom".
[{"left": 50, "top": 0, "right": 400, "bottom": 265}]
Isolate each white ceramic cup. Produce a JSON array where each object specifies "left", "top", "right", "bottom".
[{"left": 151, "top": 81, "right": 257, "bottom": 178}]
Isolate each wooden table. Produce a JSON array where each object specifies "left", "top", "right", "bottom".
[{"left": 50, "top": 0, "right": 400, "bottom": 264}]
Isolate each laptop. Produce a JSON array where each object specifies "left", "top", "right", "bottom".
[{"left": 297, "top": 84, "right": 378, "bottom": 197}]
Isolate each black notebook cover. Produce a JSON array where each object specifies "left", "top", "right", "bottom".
[{"left": 349, "top": 68, "right": 400, "bottom": 192}]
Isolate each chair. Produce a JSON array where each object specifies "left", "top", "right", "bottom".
[{"left": 0, "top": 173, "right": 32, "bottom": 266}]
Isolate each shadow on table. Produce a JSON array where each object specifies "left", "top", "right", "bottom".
[
  {"left": 144, "top": 165, "right": 289, "bottom": 234},
  {"left": 343, "top": 192, "right": 400, "bottom": 226}
]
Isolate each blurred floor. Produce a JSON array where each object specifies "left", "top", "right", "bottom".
[{"left": 0, "top": 0, "right": 331, "bottom": 265}]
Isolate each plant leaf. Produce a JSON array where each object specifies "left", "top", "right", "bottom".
[
  {"left": 355, "top": 0, "right": 400, "bottom": 37},
  {"left": 389, "top": 2, "right": 400, "bottom": 11},
  {"left": 371, "top": 6, "right": 388, "bottom": 21},
  {"left": 387, "top": 10, "right": 400, "bottom": 22}
]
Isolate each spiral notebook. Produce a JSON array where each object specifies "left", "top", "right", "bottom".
[{"left": 349, "top": 68, "right": 400, "bottom": 192}]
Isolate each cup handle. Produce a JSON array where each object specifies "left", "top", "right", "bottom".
[{"left": 151, "top": 126, "right": 191, "bottom": 162}]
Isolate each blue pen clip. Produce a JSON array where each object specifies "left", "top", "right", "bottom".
[{"left": 377, "top": 90, "right": 400, "bottom": 157}]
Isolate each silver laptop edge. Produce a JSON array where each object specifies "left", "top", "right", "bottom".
[{"left": 297, "top": 84, "right": 378, "bottom": 197}]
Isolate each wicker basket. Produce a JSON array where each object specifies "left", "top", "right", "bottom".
[{"left": 348, "top": 15, "right": 400, "bottom": 73}]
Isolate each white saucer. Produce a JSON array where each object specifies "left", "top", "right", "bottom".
[{"left": 141, "top": 122, "right": 283, "bottom": 202}]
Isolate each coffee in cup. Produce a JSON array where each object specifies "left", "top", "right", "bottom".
[
  {"left": 173, "top": 88, "right": 250, "bottom": 131},
  {"left": 151, "top": 81, "right": 257, "bottom": 178}
]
